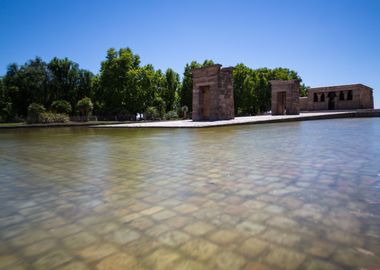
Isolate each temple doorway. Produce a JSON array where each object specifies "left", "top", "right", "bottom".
[
  {"left": 276, "top": 92, "right": 286, "bottom": 114},
  {"left": 328, "top": 92, "right": 336, "bottom": 110},
  {"left": 199, "top": 86, "right": 210, "bottom": 120}
]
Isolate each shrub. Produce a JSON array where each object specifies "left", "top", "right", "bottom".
[
  {"left": 164, "top": 110, "right": 179, "bottom": 120},
  {"left": 39, "top": 112, "right": 69, "bottom": 123},
  {"left": 77, "top": 97, "right": 93, "bottom": 121},
  {"left": 179, "top": 105, "right": 189, "bottom": 119},
  {"left": 0, "top": 102, "right": 14, "bottom": 123},
  {"left": 153, "top": 97, "right": 165, "bottom": 118},
  {"left": 115, "top": 109, "right": 133, "bottom": 121},
  {"left": 51, "top": 100, "right": 72, "bottom": 114},
  {"left": 27, "top": 103, "right": 46, "bottom": 123},
  {"left": 145, "top": 106, "right": 160, "bottom": 120}
]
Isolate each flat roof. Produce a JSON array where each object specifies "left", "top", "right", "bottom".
[{"left": 309, "top": 83, "right": 372, "bottom": 91}]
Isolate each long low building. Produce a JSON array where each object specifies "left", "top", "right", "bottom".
[{"left": 300, "top": 84, "right": 374, "bottom": 111}]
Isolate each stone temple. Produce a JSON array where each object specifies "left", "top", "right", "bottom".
[
  {"left": 191, "top": 64, "right": 374, "bottom": 120},
  {"left": 270, "top": 80, "right": 374, "bottom": 115},
  {"left": 301, "top": 84, "right": 374, "bottom": 111},
  {"left": 192, "top": 64, "right": 234, "bottom": 121}
]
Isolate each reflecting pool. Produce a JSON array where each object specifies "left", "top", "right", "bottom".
[{"left": 1, "top": 118, "right": 380, "bottom": 270}]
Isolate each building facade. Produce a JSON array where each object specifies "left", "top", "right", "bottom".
[
  {"left": 192, "top": 65, "right": 234, "bottom": 121},
  {"left": 270, "top": 80, "right": 300, "bottom": 115},
  {"left": 300, "top": 84, "right": 374, "bottom": 111},
  {"left": 271, "top": 80, "right": 374, "bottom": 115}
]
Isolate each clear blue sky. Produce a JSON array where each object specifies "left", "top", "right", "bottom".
[{"left": 1, "top": 0, "right": 379, "bottom": 107}]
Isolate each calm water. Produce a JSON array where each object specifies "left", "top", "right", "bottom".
[{"left": 0, "top": 118, "right": 380, "bottom": 270}]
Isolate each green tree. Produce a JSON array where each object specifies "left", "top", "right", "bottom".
[
  {"left": 97, "top": 48, "right": 173, "bottom": 120},
  {"left": 2, "top": 57, "right": 93, "bottom": 119},
  {"left": 27, "top": 103, "right": 46, "bottom": 123},
  {"left": 3, "top": 58, "right": 50, "bottom": 116},
  {"left": 125, "top": 64, "right": 165, "bottom": 118},
  {"left": 241, "top": 75, "right": 258, "bottom": 115},
  {"left": 152, "top": 96, "right": 165, "bottom": 118},
  {"left": 48, "top": 57, "right": 93, "bottom": 110},
  {"left": 162, "top": 68, "right": 179, "bottom": 112},
  {"left": 233, "top": 65, "right": 303, "bottom": 115},
  {"left": 97, "top": 47, "right": 141, "bottom": 117},
  {"left": 254, "top": 68, "right": 271, "bottom": 113},
  {"left": 300, "top": 83, "right": 309, "bottom": 97},
  {"left": 180, "top": 61, "right": 200, "bottom": 113},
  {"left": 145, "top": 106, "right": 160, "bottom": 120},
  {"left": 233, "top": 63, "right": 251, "bottom": 115},
  {"left": 77, "top": 69, "right": 94, "bottom": 99},
  {"left": 77, "top": 97, "right": 93, "bottom": 121},
  {"left": 51, "top": 100, "right": 72, "bottom": 114},
  {"left": 0, "top": 78, "right": 14, "bottom": 122},
  {"left": 0, "top": 77, "right": 4, "bottom": 99},
  {"left": 48, "top": 57, "right": 77, "bottom": 103}
]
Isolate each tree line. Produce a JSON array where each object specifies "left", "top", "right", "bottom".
[{"left": 0, "top": 47, "right": 308, "bottom": 122}]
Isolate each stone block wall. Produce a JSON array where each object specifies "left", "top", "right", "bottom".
[
  {"left": 299, "top": 97, "right": 309, "bottom": 111},
  {"left": 192, "top": 65, "right": 234, "bottom": 121},
  {"left": 304, "top": 84, "right": 374, "bottom": 111},
  {"left": 270, "top": 80, "right": 300, "bottom": 115}
]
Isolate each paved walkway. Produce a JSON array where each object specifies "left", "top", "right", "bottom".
[{"left": 96, "top": 111, "right": 360, "bottom": 128}]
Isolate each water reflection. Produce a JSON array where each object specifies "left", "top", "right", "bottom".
[{"left": 0, "top": 118, "right": 380, "bottom": 269}]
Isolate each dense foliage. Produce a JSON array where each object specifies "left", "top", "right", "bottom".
[
  {"left": 51, "top": 100, "right": 72, "bottom": 114},
  {"left": 0, "top": 47, "right": 307, "bottom": 122},
  {"left": 0, "top": 78, "right": 14, "bottom": 122},
  {"left": 145, "top": 106, "right": 160, "bottom": 120},
  {"left": 77, "top": 97, "right": 93, "bottom": 121},
  {"left": 26, "top": 102, "right": 69, "bottom": 124},
  {"left": 233, "top": 64, "right": 308, "bottom": 115},
  {"left": 27, "top": 103, "right": 46, "bottom": 124},
  {"left": 1, "top": 57, "right": 93, "bottom": 119},
  {"left": 38, "top": 112, "right": 69, "bottom": 124}
]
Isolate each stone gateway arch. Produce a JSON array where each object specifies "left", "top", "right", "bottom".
[
  {"left": 191, "top": 65, "right": 234, "bottom": 121},
  {"left": 270, "top": 80, "right": 301, "bottom": 115}
]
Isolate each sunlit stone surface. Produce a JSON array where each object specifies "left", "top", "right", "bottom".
[{"left": 1, "top": 118, "right": 380, "bottom": 269}]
